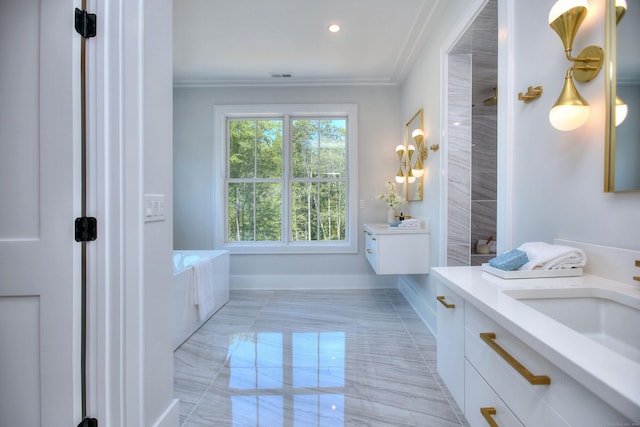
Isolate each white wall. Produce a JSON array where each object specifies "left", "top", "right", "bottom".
[
  {"left": 399, "top": 0, "right": 640, "bottom": 333},
  {"left": 509, "top": 0, "right": 640, "bottom": 248},
  {"left": 173, "top": 85, "right": 401, "bottom": 288},
  {"left": 143, "top": 1, "right": 177, "bottom": 425}
]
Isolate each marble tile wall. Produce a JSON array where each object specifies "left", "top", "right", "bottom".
[
  {"left": 447, "top": 54, "right": 472, "bottom": 267},
  {"left": 447, "top": 0, "right": 498, "bottom": 267}
]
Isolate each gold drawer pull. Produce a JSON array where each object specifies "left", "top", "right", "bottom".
[
  {"left": 480, "top": 407, "right": 498, "bottom": 427},
  {"left": 367, "top": 249, "right": 372, "bottom": 254},
  {"left": 480, "top": 332, "right": 551, "bottom": 385},
  {"left": 371, "top": 237, "right": 377, "bottom": 241},
  {"left": 436, "top": 295, "right": 455, "bottom": 309}
]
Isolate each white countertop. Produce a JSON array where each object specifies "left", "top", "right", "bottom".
[
  {"left": 431, "top": 266, "right": 640, "bottom": 422},
  {"left": 364, "top": 222, "right": 430, "bottom": 234}
]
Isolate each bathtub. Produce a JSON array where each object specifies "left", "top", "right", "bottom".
[{"left": 173, "top": 250, "right": 230, "bottom": 350}]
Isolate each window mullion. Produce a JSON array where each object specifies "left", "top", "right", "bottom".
[{"left": 283, "top": 115, "right": 291, "bottom": 244}]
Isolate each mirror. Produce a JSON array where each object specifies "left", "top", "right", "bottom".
[
  {"left": 397, "top": 109, "right": 438, "bottom": 201},
  {"left": 400, "top": 109, "right": 425, "bottom": 201},
  {"left": 605, "top": 0, "right": 640, "bottom": 192}
]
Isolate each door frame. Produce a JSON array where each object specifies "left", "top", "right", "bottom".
[{"left": 87, "top": 1, "right": 146, "bottom": 424}]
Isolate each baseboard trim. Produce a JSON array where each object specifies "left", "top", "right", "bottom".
[
  {"left": 397, "top": 275, "right": 437, "bottom": 336},
  {"left": 151, "top": 398, "right": 180, "bottom": 427},
  {"left": 231, "top": 273, "right": 396, "bottom": 290}
]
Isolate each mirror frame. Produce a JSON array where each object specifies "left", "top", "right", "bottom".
[
  {"left": 403, "top": 109, "right": 425, "bottom": 201},
  {"left": 604, "top": 0, "right": 640, "bottom": 192},
  {"left": 604, "top": 0, "right": 616, "bottom": 192}
]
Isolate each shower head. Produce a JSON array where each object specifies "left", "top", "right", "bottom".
[{"left": 483, "top": 88, "right": 498, "bottom": 106}]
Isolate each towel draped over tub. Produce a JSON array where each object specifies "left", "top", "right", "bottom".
[{"left": 190, "top": 258, "right": 215, "bottom": 321}]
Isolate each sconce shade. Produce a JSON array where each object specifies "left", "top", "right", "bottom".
[
  {"left": 615, "top": 96, "right": 628, "bottom": 126},
  {"left": 395, "top": 144, "right": 405, "bottom": 160},
  {"left": 548, "top": 0, "right": 588, "bottom": 52},
  {"left": 616, "top": 0, "right": 627, "bottom": 23},
  {"left": 412, "top": 157, "right": 424, "bottom": 177},
  {"left": 549, "top": 72, "right": 590, "bottom": 131},
  {"left": 406, "top": 167, "right": 416, "bottom": 183},
  {"left": 407, "top": 144, "right": 416, "bottom": 157},
  {"left": 411, "top": 128, "right": 424, "bottom": 145},
  {"left": 395, "top": 167, "right": 405, "bottom": 183}
]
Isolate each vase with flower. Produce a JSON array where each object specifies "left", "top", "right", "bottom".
[{"left": 376, "top": 181, "right": 405, "bottom": 223}]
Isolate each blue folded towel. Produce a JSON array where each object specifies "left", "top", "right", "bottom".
[{"left": 489, "top": 249, "right": 529, "bottom": 271}]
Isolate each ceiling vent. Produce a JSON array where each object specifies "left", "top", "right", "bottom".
[{"left": 270, "top": 72, "right": 294, "bottom": 79}]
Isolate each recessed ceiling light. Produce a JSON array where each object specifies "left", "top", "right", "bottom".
[{"left": 328, "top": 24, "right": 341, "bottom": 33}]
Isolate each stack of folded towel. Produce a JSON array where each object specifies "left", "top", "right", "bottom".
[
  {"left": 397, "top": 218, "right": 422, "bottom": 229},
  {"left": 517, "top": 241, "right": 587, "bottom": 270},
  {"left": 489, "top": 241, "right": 587, "bottom": 271}
]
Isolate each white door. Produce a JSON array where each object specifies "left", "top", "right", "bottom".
[{"left": 0, "top": 0, "right": 81, "bottom": 425}]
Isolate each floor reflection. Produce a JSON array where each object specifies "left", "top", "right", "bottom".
[
  {"left": 173, "top": 290, "right": 468, "bottom": 427},
  {"left": 229, "top": 332, "right": 345, "bottom": 426}
]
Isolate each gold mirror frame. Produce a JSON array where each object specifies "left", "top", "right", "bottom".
[
  {"left": 605, "top": 0, "right": 640, "bottom": 192},
  {"left": 403, "top": 109, "right": 425, "bottom": 201}
]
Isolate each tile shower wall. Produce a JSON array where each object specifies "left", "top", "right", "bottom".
[
  {"left": 447, "top": 0, "right": 497, "bottom": 267},
  {"left": 447, "top": 54, "right": 473, "bottom": 266}
]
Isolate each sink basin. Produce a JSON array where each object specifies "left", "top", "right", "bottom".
[{"left": 503, "top": 287, "right": 640, "bottom": 363}]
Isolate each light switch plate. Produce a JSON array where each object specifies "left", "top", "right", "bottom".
[{"left": 144, "top": 194, "right": 166, "bottom": 222}]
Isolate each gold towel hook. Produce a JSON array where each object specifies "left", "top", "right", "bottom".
[{"left": 518, "top": 86, "right": 544, "bottom": 103}]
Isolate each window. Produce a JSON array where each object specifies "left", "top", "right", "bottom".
[{"left": 214, "top": 104, "right": 358, "bottom": 254}]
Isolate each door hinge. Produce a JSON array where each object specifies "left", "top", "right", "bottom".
[
  {"left": 75, "top": 8, "right": 97, "bottom": 38},
  {"left": 78, "top": 417, "right": 98, "bottom": 427},
  {"left": 75, "top": 217, "right": 97, "bottom": 242}
]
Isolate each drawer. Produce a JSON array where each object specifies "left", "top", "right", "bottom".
[
  {"left": 465, "top": 304, "right": 629, "bottom": 426},
  {"left": 465, "top": 304, "right": 568, "bottom": 427},
  {"left": 364, "top": 230, "right": 378, "bottom": 272},
  {"left": 465, "top": 359, "right": 523, "bottom": 427}
]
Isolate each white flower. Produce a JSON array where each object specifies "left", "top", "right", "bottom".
[{"left": 376, "top": 181, "right": 405, "bottom": 208}]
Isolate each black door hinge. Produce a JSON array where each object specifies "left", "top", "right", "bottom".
[
  {"left": 75, "top": 8, "right": 97, "bottom": 38},
  {"left": 75, "top": 217, "right": 97, "bottom": 242},
  {"left": 78, "top": 417, "right": 98, "bottom": 427}
]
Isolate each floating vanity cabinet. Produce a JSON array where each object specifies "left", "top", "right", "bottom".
[
  {"left": 436, "top": 282, "right": 465, "bottom": 410},
  {"left": 363, "top": 224, "right": 430, "bottom": 275},
  {"left": 434, "top": 271, "right": 633, "bottom": 427}
]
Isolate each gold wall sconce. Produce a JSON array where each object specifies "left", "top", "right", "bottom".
[
  {"left": 396, "top": 109, "right": 439, "bottom": 201},
  {"left": 548, "top": 0, "right": 604, "bottom": 131}
]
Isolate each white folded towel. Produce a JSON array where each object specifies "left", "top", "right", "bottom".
[
  {"left": 397, "top": 218, "right": 422, "bottom": 228},
  {"left": 517, "top": 242, "right": 587, "bottom": 270},
  {"left": 191, "top": 258, "right": 215, "bottom": 321}
]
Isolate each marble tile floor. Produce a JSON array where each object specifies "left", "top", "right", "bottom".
[{"left": 174, "top": 289, "right": 469, "bottom": 427}]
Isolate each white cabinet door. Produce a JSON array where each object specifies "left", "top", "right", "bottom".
[{"left": 436, "top": 281, "right": 465, "bottom": 410}]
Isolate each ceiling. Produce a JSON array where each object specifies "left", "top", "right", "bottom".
[{"left": 173, "top": 0, "right": 443, "bottom": 87}]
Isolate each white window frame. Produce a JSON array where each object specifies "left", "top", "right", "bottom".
[{"left": 213, "top": 104, "right": 358, "bottom": 254}]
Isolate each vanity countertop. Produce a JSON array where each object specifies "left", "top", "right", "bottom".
[
  {"left": 431, "top": 266, "right": 640, "bottom": 422},
  {"left": 364, "top": 222, "right": 430, "bottom": 234}
]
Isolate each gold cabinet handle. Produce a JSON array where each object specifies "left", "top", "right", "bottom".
[
  {"left": 436, "top": 295, "right": 455, "bottom": 309},
  {"left": 367, "top": 249, "right": 372, "bottom": 254},
  {"left": 371, "top": 237, "right": 377, "bottom": 240},
  {"left": 480, "top": 332, "right": 551, "bottom": 385},
  {"left": 480, "top": 407, "right": 498, "bottom": 427}
]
